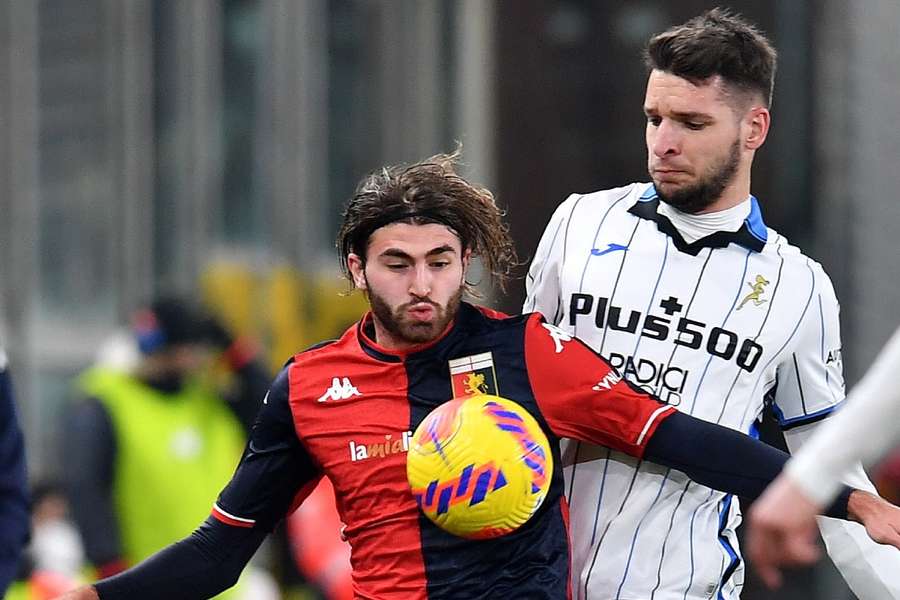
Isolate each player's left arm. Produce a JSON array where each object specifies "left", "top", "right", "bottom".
[
  {"left": 773, "top": 265, "right": 900, "bottom": 599},
  {"left": 523, "top": 314, "right": 852, "bottom": 509}
]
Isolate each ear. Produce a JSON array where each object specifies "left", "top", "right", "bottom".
[
  {"left": 347, "top": 253, "right": 367, "bottom": 290},
  {"left": 461, "top": 248, "right": 472, "bottom": 277},
  {"left": 744, "top": 106, "right": 770, "bottom": 150}
]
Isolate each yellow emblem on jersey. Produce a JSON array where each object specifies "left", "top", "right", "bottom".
[{"left": 738, "top": 274, "right": 770, "bottom": 310}]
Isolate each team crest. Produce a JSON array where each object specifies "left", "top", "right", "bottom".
[{"left": 449, "top": 352, "right": 498, "bottom": 397}]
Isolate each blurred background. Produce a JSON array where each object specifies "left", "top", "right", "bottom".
[{"left": 1, "top": 0, "right": 899, "bottom": 598}]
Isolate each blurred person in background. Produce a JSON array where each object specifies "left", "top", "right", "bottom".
[
  {"left": 525, "top": 7, "right": 900, "bottom": 599},
  {"left": 53, "top": 152, "right": 898, "bottom": 600},
  {"left": 748, "top": 326, "right": 900, "bottom": 588},
  {"left": 5, "top": 482, "right": 84, "bottom": 600},
  {"left": 0, "top": 346, "right": 29, "bottom": 596},
  {"left": 62, "top": 297, "right": 271, "bottom": 599}
]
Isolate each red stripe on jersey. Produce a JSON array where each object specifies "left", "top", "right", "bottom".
[
  {"left": 524, "top": 314, "right": 674, "bottom": 458},
  {"left": 288, "top": 328, "right": 430, "bottom": 598},
  {"left": 211, "top": 504, "right": 256, "bottom": 528}
]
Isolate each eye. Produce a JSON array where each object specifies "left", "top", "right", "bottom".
[
  {"left": 647, "top": 116, "right": 661, "bottom": 127},
  {"left": 430, "top": 260, "right": 451, "bottom": 269},
  {"left": 387, "top": 264, "right": 408, "bottom": 270},
  {"left": 686, "top": 122, "right": 706, "bottom": 131}
]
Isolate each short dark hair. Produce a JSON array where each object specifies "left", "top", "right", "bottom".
[
  {"left": 644, "top": 7, "right": 777, "bottom": 108},
  {"left": 336, "top": 149, "right": 518, "bottom": 293}
]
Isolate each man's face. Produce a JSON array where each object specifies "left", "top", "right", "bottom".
[
  {"left": 347, "top": 222, "right": 469, "bottom": 350},
  {"left": 644, "top": 70, "right": 749, "bottom": 214}
]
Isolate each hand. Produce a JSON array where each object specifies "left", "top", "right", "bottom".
[
  {"left": 846, "top": 488, "right": 900, "bottom": 547},
  {"left": 52, "top": 586, "right": 100, "bottom": 600},
  {"left": 747, "top": 476, "right": 822, "bottom": 589}
]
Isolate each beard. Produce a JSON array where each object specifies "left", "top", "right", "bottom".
[
  {"left": 368, "top": 284, "right": 464, "bottom": 346},
  {"left": 652, "top": 137, "right": 741, "bottom": 214}
]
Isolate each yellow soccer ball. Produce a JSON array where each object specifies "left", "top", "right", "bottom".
[{"left": 407, "top": 394, "right": 553, "bottom": 539}]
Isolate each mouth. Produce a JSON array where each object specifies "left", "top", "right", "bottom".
[{"left": 406, "top": 303, "right": 436, "bottom": 322}]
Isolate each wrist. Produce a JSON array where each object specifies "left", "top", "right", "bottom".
[{"left": 846, "top": 489, "right": 880, "bottom": 524}]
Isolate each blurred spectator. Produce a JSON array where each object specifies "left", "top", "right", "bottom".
[
  {"left": 62, "top": 297, "right": 269, "bottom": 599},
  {"left": 4, "top": 482, "right": 83, "bottom": 600},
  {"left": 0, "top": 346, "right": 29, "bottom": 596},
  {"left": 286, "top": 479, "right": 352, "bottom": 600}
]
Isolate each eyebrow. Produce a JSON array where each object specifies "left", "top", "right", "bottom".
[
  {"left": 644, "top": 107, "right": 715, "bottom": 122},
  {"left": 379, "top": 245, "right": 457, "bottom": 260}
]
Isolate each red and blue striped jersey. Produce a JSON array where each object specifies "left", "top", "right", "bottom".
[{"left": 212, "top": 302, "right": 673, "bottom": 599}]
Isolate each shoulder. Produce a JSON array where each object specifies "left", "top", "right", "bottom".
[
  {"left": 763, "top": 229, "right": 835, "bottom": 287},
  {"left": 554, "top": 183, "right": 648, "bottom": 219},
  {"left": 459, "top": 302, "right": 530, "bottom": 333},
  {"left": 761, "top": 230, "right": 839, "bottom": 314}
]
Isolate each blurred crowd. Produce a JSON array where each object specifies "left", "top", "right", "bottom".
[{"left": 1, "top": 294, "right": 356, "bottom": 600}]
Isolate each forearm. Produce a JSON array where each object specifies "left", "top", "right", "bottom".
[
  {"left": 95, "top": 517, "right": 266, "bottom": 600},
  {"left": 785, "top": 328, "right": 900, "bottom": 505},
  {"left": 645, "top": 411, "right": 851, "bottom": 516}
]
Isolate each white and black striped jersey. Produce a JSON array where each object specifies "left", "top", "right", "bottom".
[{"left": 524, "top": 183, "right": 846, "bottom": 600}]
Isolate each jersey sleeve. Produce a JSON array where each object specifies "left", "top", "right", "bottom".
[
  {"left": 772, "top": 263, "right": 846, "bottom": 428},
  {"left": 212, "top": 363, "right": 322, "bottom": 532},
  {"left": 523, "top": 314, "right": 674, "bottom": 458},
  {"left": 522, "top": 194, "right": 579, "bottom": 324},
  {"left": 0, "top": 350, "right": 29, "bottom": 594}
]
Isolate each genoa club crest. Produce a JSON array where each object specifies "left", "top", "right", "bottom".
[{"left": 449, "top": 352, "right": 498, "bottom": 397}]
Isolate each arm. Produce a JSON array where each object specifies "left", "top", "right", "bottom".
[
  {"left": 63, "top": 397, "right": 127, "bottom": 576},
  {"left": 0, "top": 351, "right": 29, "bottom": 595},
  {"left": 522, "top": 195, "right": 579, "bottom": 322},
  {"left": 766, "top": 270, "right": 900, "bottom": 599},
  {"left": 523, "top": 314, "right": 852, "bottom": 513},
  {"left": 65, "top": 364, "right": 322, "bottom": 600},
  {"left": 784, "top": 326, "right": 900, "bottom": 504}
]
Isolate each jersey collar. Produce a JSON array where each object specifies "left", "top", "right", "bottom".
[{"left": 628, "top": 184, "right": 768, "bottom": 256}]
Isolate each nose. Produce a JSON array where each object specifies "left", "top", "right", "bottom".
[
  {"left": 650, "top": 120, "right": 681, "bottom": 159},
  {"left": 409, "top": 265, "right": 432, "bottom": 297}
]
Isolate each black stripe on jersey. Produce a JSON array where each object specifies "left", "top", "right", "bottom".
[
  {"left": 661, "top": 247, "right": 713, "bottom": 394},
  {"left": 582, "top": 462, "right": 643, "bottom": 599},
  {"left": 792, "top": 353, "right": 808, "bottom": 415},
  {"left": 714, "top": 247, "right": 785, "bottom": 425},
  {"left": 686, "top": 248, "right": 752, "bottom": 415},
  {"left": 524, "top": 203, "right": 568, "bottom": 315},
  {"left": 648, "top": 480, "right": 692, "bottom": 598},
  {"left": 746, "top": 254, "right": 819, "bottom": 428},
  {"left": 570, "top": 188, "right": 632, "bottom": 336},
  {"left": 589, "top": 215, "right": 642, "bottom": 356}
]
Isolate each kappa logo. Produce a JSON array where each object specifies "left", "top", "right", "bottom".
[
  {"left": 541, "top": 322, "right": 572, "bottom": 353},
  {"left": 737, "top": 274, "right": 770, "bottom": 310},
  {"left": 591, "top": 371, "right": 622, "bottom": 391},
  {"left": 318, "top": 377, "right": 362, "bottom": 402}
]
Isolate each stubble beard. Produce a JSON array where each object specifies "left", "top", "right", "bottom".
[
  {"left": 653, "top": 137, "right": 741, "bottom": 214},
  {"left": 368, "top": 284, "right": 464, "bottom": 346}
]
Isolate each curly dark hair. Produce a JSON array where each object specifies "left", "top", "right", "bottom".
[
  {"left": 337, "top": 149, "right": 518, "bottom": 294},
  {"left": 645, "top": 7, "right": 777, "bottom": 108}
]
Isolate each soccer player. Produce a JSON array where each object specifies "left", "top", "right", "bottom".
[
  {"left": 0, "top": 345, "right": 30, "bottom": 596},
  {"left": 524, "top": 8, "right": 900, "bottom": 599},
  {"left": 58, "top": 152, "right": 890, "bottom": 600},
  {"left": 748, "top": 325, "right": 900, "bottom": 588}
]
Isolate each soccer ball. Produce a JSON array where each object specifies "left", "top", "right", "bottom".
[{"left": 406, "top": 394, "right": 553, "bottom": 539}]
